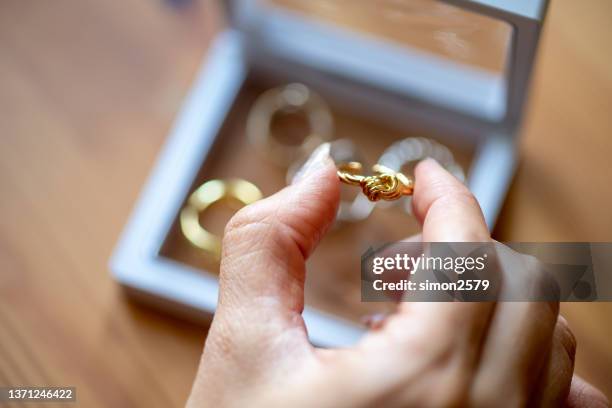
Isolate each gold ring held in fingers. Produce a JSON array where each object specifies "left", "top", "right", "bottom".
[{"left": 337, "top": 162, "right": 414, "bottom": 202}]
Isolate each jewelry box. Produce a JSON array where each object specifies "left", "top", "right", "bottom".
[{"left": 111, "top": 0, "right": 549, "bottom": 346}]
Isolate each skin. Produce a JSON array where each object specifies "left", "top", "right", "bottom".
[{"left": 187, "top": 145, "right": 609, "bottom": 408}]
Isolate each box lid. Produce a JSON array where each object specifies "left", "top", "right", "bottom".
[{"left": 224, "top": 0, "right": 548, "bottom": 134}]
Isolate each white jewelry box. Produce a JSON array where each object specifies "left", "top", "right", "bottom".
[{"left": 110, "top": 0, "right": 549, "bottom": 347}]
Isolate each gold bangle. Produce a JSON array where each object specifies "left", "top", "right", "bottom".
[
  {"left": 247, "top": 83, "right": 333, "bottom": 166},
  {"left": 180, "top": 179, "right": 263, "bottom": 258},
  {"left": 337, "top": 162, "right": 414, "bottom": 202}
]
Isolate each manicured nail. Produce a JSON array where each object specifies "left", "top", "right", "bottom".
[{"left": 291, "top": 142, "right": 331, "bottom": 184}]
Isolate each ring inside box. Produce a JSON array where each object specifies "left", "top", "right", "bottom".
[{"left": 159, "top": 71, "right": 476, "bottom": 325}]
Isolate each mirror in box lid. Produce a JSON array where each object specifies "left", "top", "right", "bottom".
[
  {"left": 268, "top": 0, "right": 511, "bottom": 75},
  {"left": 233, "top": 0, "right": 516, "bottom": 123}
]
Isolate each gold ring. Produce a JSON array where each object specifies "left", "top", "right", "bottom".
[
  {"left": 337, "top": 162, "right": 414, "bottom": 202},
  {"left": 180, "top": 179, "right": 263, "bottom": 258},
  {"left": 247, "top": 83, "right": 333, "bottom": 166}
]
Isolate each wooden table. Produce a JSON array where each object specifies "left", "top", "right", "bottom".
[{"left": 0, "top": 0, "right": 610, "bottom": 406}]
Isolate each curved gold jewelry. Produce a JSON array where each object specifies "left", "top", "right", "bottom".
[
  {"left": 180, "top": 179, "right": 263, "bottom": 258},
  {"left": 247, "top": 83, "right": 333, "bottom": 167},
  {"left": 337, "top": 162, "right": 414, "bottom": 202}
]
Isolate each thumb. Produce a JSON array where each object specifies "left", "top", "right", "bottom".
[
  {"left": 412, "top": 158, "right": 489, "bottom": 242},
  {"left": 217, "top": 143, "right": 339, "bottom": 323}
]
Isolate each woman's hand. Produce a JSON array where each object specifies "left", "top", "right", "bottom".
[{"left": 187, "top": 144, "right": 608, "bottom": 408}]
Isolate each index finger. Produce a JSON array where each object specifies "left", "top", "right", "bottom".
[
  {"left": 412, "top": 158, "right": 490, "bottom": 242},
  {"left": 367, "top": 159, "right": 495, "bottom": 373}
]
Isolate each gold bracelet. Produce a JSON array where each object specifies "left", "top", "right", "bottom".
[
  {"left": 337, "top": 162, "right": 414, "bottom": 202},
  {"left": 180, "top": 179, "right": 263, "bottom": 258}
]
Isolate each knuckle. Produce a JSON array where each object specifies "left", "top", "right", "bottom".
[
  {"left": 522, "top": 254, "right": 562, "bottom": 307},
  {"left": 435, "top": 187, "right": 480, "bottom": 211},
  {"left": 221, "top": 201, "right": 298, "bottom": 264},
  {"left": 450, "top": 189, "right": 480, "bottom": 208},
  {"left": 556, "top": 315, "right": 577, "bottom": 360},
  {"left": 521, "top": 253, "right": 540, "bottom": 270},
  {"left": 521, "top": 254, "right": 550, "bottom": 285},
  {"left": 222, "top": 203, "right": 272, "bottom": 248},
  {"left": 224, "top": 204, "right": 262, "bottom": 236}
]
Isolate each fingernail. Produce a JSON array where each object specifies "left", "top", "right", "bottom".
[
  {"left": 361, "top": 313, "right": 388, "bottom": 330},
  {"left": 291, "top": 142, "right": 331, "bottom": 184}
]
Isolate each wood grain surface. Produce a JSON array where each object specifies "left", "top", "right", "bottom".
[{"left": 0, "top": 0, "right": 610, "bottom": 407}]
